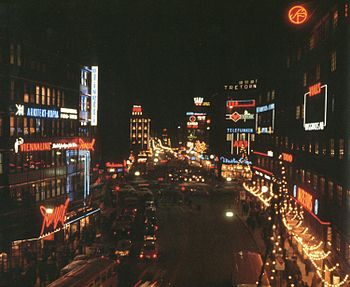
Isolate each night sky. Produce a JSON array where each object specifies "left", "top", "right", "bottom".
[{"left": 13, "top": 0, "right": 292, "bottom": 161}]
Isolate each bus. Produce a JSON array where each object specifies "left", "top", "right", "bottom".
[
  {"left": 232, "top": 251, "right": 270, "bottom": 287},
  {"left": 47, "top": 257, "right": 118, "bottom": 287}
]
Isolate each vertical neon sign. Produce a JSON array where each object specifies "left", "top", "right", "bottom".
[{"left": 91, "top": 66, "right": 98, "bottom": 126}]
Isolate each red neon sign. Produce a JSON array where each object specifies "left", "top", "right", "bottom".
[
  {"left": 308, "top": 82, "right": 321, "bottom": 97},
  {"left": 233, "top": 140, "right": 248, "bottom": 148},
  {"left": 281, "top": 153, "right": 293, "bottom": 163},
  {"left": 40, "top": 198, "right": 69, "bottom": 236},
  {"left": 78, "top": 138, "right": 95, "bottom": 151},
  {"left": 297, "top": 187, "right": 313, "bottom": 212},
  {"left": 227, "top": 100, "right": 256, "bottom": 109},
  {"left": 20, "top": 142, "right": 52, "bottom": 152},
  {"left": 288, "top": 5, "right": 308, "bottom": 25},
  {"left": 132, "top": 105, "right": 142, "bottom": 114},
  {"left": 106, "top": 162, "right": 123, "bottom": 168}
]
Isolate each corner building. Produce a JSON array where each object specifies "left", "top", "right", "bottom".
[
  {"left": 0, "top": 27, "right": 99, "bottom": 273},
  {"left": 253, "top": 0, "right": 350, "bottom": 274}
]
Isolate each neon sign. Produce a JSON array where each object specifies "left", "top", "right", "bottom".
[
  {"left": 91, "top": 66, "right": 98, "bottom": 126},
  {"left": 227, "top": 99, "right": 256, "bottom": 109},
  {"left": 303, "top": 83, "right": 328, "bottom": 131},
  {"left": 288, "top": 5, "right": 308, "bottom": 25},
  {"left": 233, "top": 140, "right": 248, "bottom": 148},
  {"left": 60, "top": 108, "right": 78, "bottom": 120},
  {"left": 19, "top": 138, "right": 96, "bottom": 152},
  {"left": 40, "top": 198, "right": 69, "bottom": 236},
  {"left": 224, "top": 79, "right": 258, "bottom": 91},
  {"left": 15, "top": 104, "right": 59, "bottom": 119},
  {"left": 281, "top": 153, "right": 293, "bottom": 163},
  {"left": 132, "top": 105, "right": 142, "bottom": 115},
  {"left": 220, "top": 156, "right": 252, "bottom": 165},
  {"left": 297, "top": 187, "right": 313, "bottom": 212},
  {"left": 14, "top": 138, "right": 24, "bottom": 153},
  {"left": 226, "top": 110, "right": 254, "bottom": 122},
  {"left": 194, "top": 97, "right": 203, "bottom": 106},
  {"left": 256, "top": 103, "right": 275, "bottom": 135},
  {"left": 226, "top": 127, "right": 254, "bottom": 133}
]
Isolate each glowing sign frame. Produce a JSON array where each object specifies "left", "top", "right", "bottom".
[
  {"left": 288, "top": 5, "right": 308, "bottom": 25},
  {"left": 297, "top": 187, "right": 313, "bottom": 212},
  {"left": 256, "top": 103, "right": 275, "bottom": 134},
  {"left": 226, "top": 99, "right": 256, "bottom": 109},
  {"left": 303, "top": 84, "right": 328, "bottom": 131},
  {"left": 226, "top": 127, "right": 254, "bottom": 134},
  {"left": 19, "top": 138, "right": 96, "bottom": 152}
]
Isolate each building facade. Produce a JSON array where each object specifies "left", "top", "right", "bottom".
[
  {"left": 130, "top": 105, "right": 151, "bottom": 153},
  {"left": 252, "top": 0, "right": 350, "bottom": 277}
]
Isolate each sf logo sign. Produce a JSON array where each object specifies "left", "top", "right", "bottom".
[{"left": 288, "top": 5, "right": 308, "bottom": 25}]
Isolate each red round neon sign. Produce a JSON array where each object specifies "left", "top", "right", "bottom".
[{"left": 288, "top": 5, "right": 308, "bottom": 25}]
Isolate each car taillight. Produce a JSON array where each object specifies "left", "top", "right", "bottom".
[
  {"left": 139, "top": 254, "right": 144, "bottom": 258},
  {"left": 116, "top": 259, "right": 121, "bottom": 264},
  {"left": 152, "top": 253, "right": 157, "bottom": 259}
]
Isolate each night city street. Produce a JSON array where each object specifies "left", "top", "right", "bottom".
[{"left": 0, "top": 1, "right": 349, "bottom": 287}]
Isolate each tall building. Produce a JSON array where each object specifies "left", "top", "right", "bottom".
[
  {"left": 130, "top": 105, "right": 151, "bottom": 153},
  {"left": 253, "top": 0, "right": 350, "bottom": 278},
  {"left": 0, "top": 27, "right": 99, "bottom": 273}
]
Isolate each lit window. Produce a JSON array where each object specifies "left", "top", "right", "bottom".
[
  {"left": 271, "top": 90, "right": 275, "bottom": 100},
  {"left": 23, "top": 117, "right": 28, "bottom": 135},
  {"left": 267, "top": 91, "right": 270, "bottom": 102},
  {"left": 328, "top": 181, "right": 334, "bottom": 199},
  {"left": 296, "top": 106, "right": 301, "bottom": 120},
  {"left": 41, "top": 87, "right": 46, "bottom": 105},
  {"left": 333, "top": 10, "right": 338, "bottom": 28},
  {"left": 330, "top": 139, "right": 335, "bottom": 157},
  {"left": 315, "top": 64, "right": 321, "bottom": 80},
  {"left": 330, "top": 51, "right": 337, "bottom": 72},
  {"left": 309, "top": 35, "right": 315, "bottom": 50},
  {"left": 16, "top": 44, "right": 21, "bottom": 66},
  {"left": 339, "top": 139, "right": 344, "bottom": 159},
  {"left": 10, "top": 114, "right": 15, "bottom": 136},
  {"left": 47, "top": 88, "right": 51, "bottom": 105},
  {"left": 24, "top": 83, "right": 29, "bottom": 103},
  {"left": 9, "top": 44, "right": 15, "bottom": 64},
  {"left": 315, "top": 142, "right": 319, "bottom": 155},
  {"left": 52, "top": 89, "right": 56, "bottom": 105},
  {"left": 335, "top": 185, "right": 343, "bottom": 206},
  {"left": 29, "top": 118, "right": 35, "bottom": 134},
  {"left": 36, "top": 85, "right": 40, "bottom": 104},
  {"left": 303, "top": 72, "right": 307, "bottom": 87},
  {"left": 57, "top": 90, "right": 60, "bottom": 107},
  {"left": 0, "top": 152, "right": 3, "bottom": 174},
  {"left": 62, "top": 91, "right": 65, "bottom": 107},
  {"left": 10, "top": 80, "right": 15, "bottom": 100}
]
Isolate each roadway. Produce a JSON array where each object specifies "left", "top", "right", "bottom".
[{"left": 119, "top": 189, "right": 259, "bottom": 287}]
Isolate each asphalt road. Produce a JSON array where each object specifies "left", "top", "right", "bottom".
[{"left": 119, "top": 191, "right": 259, "bottom": 287}]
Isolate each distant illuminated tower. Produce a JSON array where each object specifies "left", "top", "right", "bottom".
[{"left": 130, "top": 105, "right": 151, "bottom": 152}]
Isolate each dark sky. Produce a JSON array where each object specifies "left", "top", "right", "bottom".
[{"left": 13, "top": 0, "right": 291, "bottom": 161}]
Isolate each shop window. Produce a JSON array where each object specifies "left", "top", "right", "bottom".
[
  {"left": 330, "top": 51, "right": 337, "bottom": 72},
  {"left": 330, "top": 139, "right": 335, "bottom": 157},
  {"left": 339, "top": 139, "right": 344, "bottom": 159}
]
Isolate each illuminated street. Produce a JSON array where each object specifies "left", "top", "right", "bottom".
[{"left": 0, "top": 1, "right": 349, "bottom": 287}]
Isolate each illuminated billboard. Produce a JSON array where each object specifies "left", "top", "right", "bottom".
[
  {"left": 303, "top": 83, "right": 328, "bottom": 131},
  {"left": 256, "top": 103, "right": 275, "bottom": 134},
  {"left": 226, "top": 99, "right": 255, "bottom": 133}
]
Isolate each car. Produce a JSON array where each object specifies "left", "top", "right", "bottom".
[
  {"left": 139, "top": 240, "right": 158, "bottom": 260},
  {"left": 114, "top": 239, "right": 133, "bottom": 258},
  {"left": 144, "top": 217, "right": 158, "bottom": 231},
  {"left": 60, "top": 260, "right": 87, "bottom": 276}
]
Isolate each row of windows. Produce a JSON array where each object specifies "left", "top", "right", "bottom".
[
  {"left": 258, "top": 89, "right": 276, "bottom": 104},
  {"left": 10, "top": 174, "right": 83, "bottom": 205},
  {"left": 255, "top": 157, "right": 347, "bottom": 207},
  {"left": 9, "top": 115, "right": 77, "bottom": 138},
  {"left": 10, "top": 80, "right": 66, "bottom": 107},
  {"left": 286, "top": 4, "right": 347, "bottom": 68},
  {"left": 256, "top": 136, "right": 349, "bottom": 160},
  {"left": 9, "top": 43, "right": 78, "bottom": 82}
]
